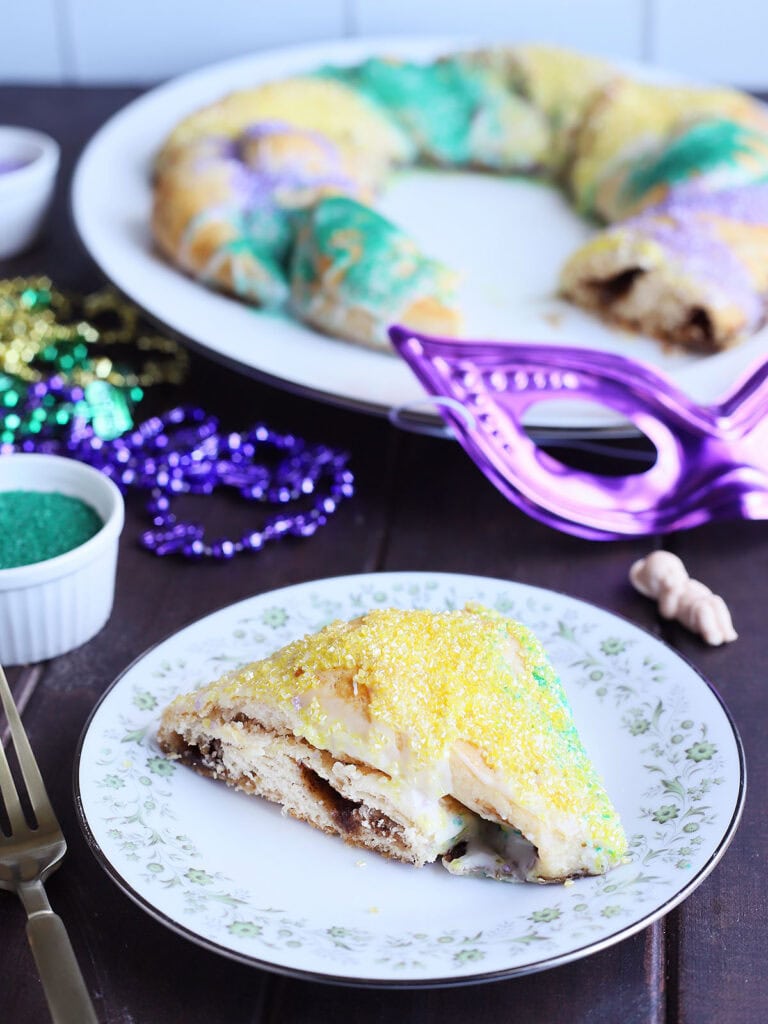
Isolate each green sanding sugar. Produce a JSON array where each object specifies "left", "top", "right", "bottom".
[{"left": 0, "top": 490, "right": 103, "bottom": 569}]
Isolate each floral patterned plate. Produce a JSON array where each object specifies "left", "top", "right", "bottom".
[{"left": 75, "top": 572, "right": 745, "bottom": 987}]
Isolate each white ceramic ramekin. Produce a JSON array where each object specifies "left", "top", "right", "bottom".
[
  {"left": 0, "top": 454, "right": 124, "bottom": 665},
  {"left": 0, "top": 126, "right": 60, "bottom": 258}
]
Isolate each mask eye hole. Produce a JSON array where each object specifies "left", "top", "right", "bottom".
[
  {"left": 521, "top": 401, "right": 658, "bottom": 478},
  {"left": 531, "top": 433, "right": 658, "bottom": 477},
  {"left": 520, "top": 396, "right": 632, "bottom": 434}
]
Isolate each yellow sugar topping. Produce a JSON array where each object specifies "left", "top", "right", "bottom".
[
  {"left": 159, "top": 76, "right": 413, "bottom": 172},
  {"left": 189, "top": 605, "right": 625, "bottom": 864},
  {"left": 515, "top": 45, "right": 615, "bottom": 124}
]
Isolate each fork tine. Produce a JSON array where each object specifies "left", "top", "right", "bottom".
[
  {"left": 0, "top": 665, "right": 53, "bottom": 826},
  {"left": 0, "top": 731, "right": 27, "bottom": 834},
  {"left": 0, "top": 671, "right": 97, "bottom": 1022}
]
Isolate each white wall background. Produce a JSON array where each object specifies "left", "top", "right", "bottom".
[{"left": 2, "top": 0, "right": 767, "bottom": 88}]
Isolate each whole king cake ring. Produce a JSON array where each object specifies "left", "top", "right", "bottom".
[{"left": 152, "top": 44, "right": 768, "bottom": 354}]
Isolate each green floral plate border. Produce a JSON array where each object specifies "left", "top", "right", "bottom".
[{"left": 74, "top": 572, "right": 745, "bottom": 988}]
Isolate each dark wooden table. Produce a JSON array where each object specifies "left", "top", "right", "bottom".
[{"left": 1, "top": 86, "right": 765, "bottom": 1024}]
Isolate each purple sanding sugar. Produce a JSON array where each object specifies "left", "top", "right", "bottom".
[
  {"left": 227, "top": 139, "right": 357, "bottom": 211},
  {"left": 652, "top": 181, "right": 768, "bottom": 223},
  {"left": 235, "top": 121, "right": 357, "bottom": 204},
  {"left": 188, "top": 121, "right": 358, "bottom": 217},
  {"left": 640, "top": 217, "right": 761, "bottom": 323}
]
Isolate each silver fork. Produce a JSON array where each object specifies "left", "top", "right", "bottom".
[{"left": 0, "top": 665, "right": 98, "bottom": 1024}]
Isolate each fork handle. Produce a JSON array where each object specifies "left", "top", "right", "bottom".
[{"left": 27, "top": 911, "right": 99, "bottom": 1024}]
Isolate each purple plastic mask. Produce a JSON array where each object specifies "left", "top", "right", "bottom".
[{"left": 389, "top": 326, "right": 768, "bottom": 541}]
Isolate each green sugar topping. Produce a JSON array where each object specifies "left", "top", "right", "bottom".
[
  {"left": 625, "top": 118, "right": 768, "bottom": 201},
  {"left": 323, "top": 58, "right": 493, "bottom": 165},
  {"left": 292, "top": 195, "right": 453, "bottom": 314},
  {"left": 0, "top": 490, "right": 103, "bottom": 569}
]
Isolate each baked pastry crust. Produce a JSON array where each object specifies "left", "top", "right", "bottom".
[{"left": 157, "top": 605, "right": 627, "bottom": 883}]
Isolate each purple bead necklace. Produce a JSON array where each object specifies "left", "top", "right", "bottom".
[{"left": 5, "top": 380, "right": 354, "bottom": 559}]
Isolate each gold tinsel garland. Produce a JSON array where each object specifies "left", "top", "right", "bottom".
[{"left": 0, "top": 276, "right": 189, "bottom": 388}]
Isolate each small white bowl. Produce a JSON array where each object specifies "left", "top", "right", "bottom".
[
  {"left": 0, "top": 126, "right": 60, "bottom": 259},
  {"left": 0, "top": 454, "right": 124, "bottom": 665}
]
